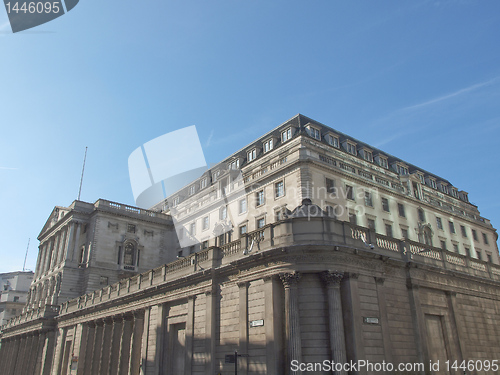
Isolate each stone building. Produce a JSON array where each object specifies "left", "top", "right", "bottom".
[
  {"left": 0, "top": 271, "right": 34, "bottom": 325},
  {"left": 0, "top": 114, "right": 499, "bottom": 375}
]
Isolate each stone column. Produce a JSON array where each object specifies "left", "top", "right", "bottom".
[
  {"left": 34, "top": 246, "right": 44, "bottom": 278},
  {"left": 52, "top": 233, "right": 61, "bottom": 268},
  {"left": 98, "top": 317, "right": 114, "bottom": 374},
  {"left": 25, "top": 333, "right": 39, "bottom": 374},
  {"left": 108, "top": 316, "right": 124, "bottom": 375},
  {"left": 321, "top": 271, "right": 347, "bottom": 375},
  {"left": 118, "top": 314, "right": 134, "bottom": 375},
  {"left": 407, "top": 281, "right": 428, "bottom": 375},
  {"left": 90, "top": 320, "right": 105, "bottom": 375},
  {"left": 72, "top": 222, "right": 82, "bottom": 262},
  {"left": 33, "top": 332, "right": 47, "bottom": 375},
  {"left": 204, "top": 288, "right": 217, "bottom": 375},
  {"left": 65, "top": 222, "right": 76, "bottom": 262},
  {"left": 7, "top": 337, "right": 20, "bottom": 375},
  {"left": 238, "top": 282, "right": 249, "bottom": 375},
  {"left": 129, "top": 310, "right": 145, "bottom": 375},
  {"left": 81, "top": 322, "right": 96, "bottom": 375},
  {"left": 41, "top": 330, "right": 56, "bottom": 375},
  {"left": 185, "top": 296, "right": 196, "bottom": 374},
  {"left": 40, "top": 243, "right": 49, "bottom": 275},
  {"left": 280, "top": 272, "right": 302, "bottom": 375},
  {"left": 375, "top": 277, "right": 393, "bottom": 364},
  {"left": 264, "top": 275, "right": 284, "bottom": 375},
  {"left": 58, "top": 226, "right": 68, "bottom": 264}
]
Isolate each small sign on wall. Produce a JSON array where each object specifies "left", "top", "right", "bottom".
[
  {"left": 363, "top": 317, "right": 379, "bottom": 324},
  {"left": 249, "top": 319, "right": 264, "bottom": 327}
]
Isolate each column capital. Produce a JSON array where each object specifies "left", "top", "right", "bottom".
[
  {"left": 320, "top": 271, "right": 344, "bottom": 287},
  {"left": 133, "top": 309, "right": 145, "bottom": 319},
  {"left": 375, "top": 277, "right": 385, "bottom": 285},
  {"left": 237, "top": 281, "right": 249, "bottom": 289},
  {"left": 279, "top": 272, "right": 300, "bottom": 288}
]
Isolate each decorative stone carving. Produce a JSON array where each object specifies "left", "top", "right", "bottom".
[
  {"left": 320, "top": 271, "right": 344, "bottom": 287},
  {"left": 279, "top": 272, "right": 301, "bottom": 288}
]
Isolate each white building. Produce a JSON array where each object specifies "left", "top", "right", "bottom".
[{"left": 0, "top": 272, "right": 34, "bottom": 325}]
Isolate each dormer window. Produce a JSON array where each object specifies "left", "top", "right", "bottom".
[
  {"left": 438, "top": 182, "right": 448, "bottom": 194},
  {"left": 375, "top": 155, "right": 388, "bottom": 169},
  {"left": 189, "top": 185, "right": 196, "bottom": 196},
  {"left": 306, "top": 125, "right": 321, "bottom": 140},
  {"left": 393, "top": 163, "right": 409, "bottom": 175},
  {"left": 212, "top": 170, "right": 220, "bottom": 182},
  {"left": 343, "top": 141, "right": 357, "bottom": 155},
  {"left": 172, "top": 196, "right": 180, "bottom": 207},
  {"left": 450, "top": 188, "right": 459, "bottom": 198},
  {"left": 263, "top": 139, "right": 274, "bottom": 153},
  {"left": 281, "top": 128, "right": 292, "bottom": 142},
  {"left": 325, "top": 134, "right": 339, "bottom": 148},
  {"left": 418, "top": 174, "right": 425, "bottom": 184},
  {"left": 459, "top": 191, "right": 469, "bottom": 202},
  {"left": 229, "top": 159, "right": 240, "bottom": 170},
  {"left": 247, "top": 148, "right": 257, "bottom": 162},
  {"left": 426, "top": 178, "right": 437, "bottom": 189},
  {"left": 360, "top": 148, "right": 373, "bottom": 162},
  {"left": 200, "top": 178, "right": 208, "bottom": 189}
]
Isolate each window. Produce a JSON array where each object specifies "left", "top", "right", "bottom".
[
  {"left": 346, "top": 142, "right": 357, "bottom": 155},
  {"left": 396, "top": 165, "right": 409, "bottom": 175},
  {"left": 346, "top": 185, "right": 354, "bottom": 200},
  {"left": 326, "top": 134, "right": 339, "bottom": 148},
  {"left": 247, "top": 149, "right": 257, "bottom": 162},
  {"left": 172, "top": 197, "right": 180, "bottom": 208},
  {"left": 402, "top": 228, "right": 409, "bottom": 239},
  {"left": 398, "top": 203, "right": 405, "bottom": 217},
  {"left": 465, "top": 247, "right": 471, "bottom": 258},
  {"left": 436, "top": 217, "right": 443, "bottom": 230},
  {"left": 275, "top": 181, "right": 285, "bottom": 198},
  {"left": 257, "top": 217, "right": 265, "bottom": 229},
  {"left": 476, "top": 250, "right": 482, "bottom": 261},
  {"left": 190, "top": 223, "right": 196, "bottom": 235},
  {"left": 381, "top": 198, "right": 390, "bottom": 212},
  {"left": 364, "top": 192, "right": 373, "bottom": 207},
  {"left": 423, "top": 227, "right": 432, "bottom": 246},
  {"left": 263, "top": 139, "right": 273, "bottom": 153},
  {"left": 326, "top": 178, "right": 335, "bottom": 194},
  {"left": 418, "top": 174, "right": 425, "bottom": 184},
  {"left": 307, "top": 126, "right": 321, "bottom": 140},
  {"left": 281, "top": 128, "right": 292, "bottom": 142},
  {"left": 367, "top": 218, "right": 376, "bottom": 231},
  {"left": 363, "top": 150, "right": 373, "bottom": 162},
  {"left": 100, "top": 276, "right": 108, "bottom": 286},
  {"left": 239, "top": 199, "right": 247, "bottom": 214},
  {"left": 189, "top": 185, "right": 196, "bottom": 196},
  {"left": 418, "top": 209, "right": 425, "bottom": 222},
  {"left": 460, "top": 225, "right": 467, "bottom": 238},
  {"left": 429, "top": 179, "right": 437, "bottom": 189},
  {"left": 439, "top": 184, "right": 448, "bottom": 194},
  {"left": 378, "top": 157, "right": 388, "bottom": 169},
  {"left": 201, "top": 240, "right": 209, "bottom": 250},
  {"left": 449, "top": 221, "right": 455, "bottom": 234},
  {"left": 349, "top": 212, "right": 357, "bottom": 225},
  {"left": 239, "top": 225, "right": 247, "bottom": 236},
  {"left": 482, "top": 233, "right": 489, "bottom": 244},
  {"left": 385, "top": 224, "right": 393, "bottom": 238},
  {"left": 178, "top": 250, "right": 183, "bottom": 258},
  {"left": 124, "top": 242, "right": 136, "bottom": 266},
  {"left": 487, "top": 253, "right": 493, "bottom": 263},
  {"left": 200, "top": 178, "right": 208, "bottom": 189},
  {"left": 256, "top": 190, "right": 265, "bottom": 206},
  {"left": 472, "top": 229, "right": 478, "bottom": 241},
  {"left": 13, "top": 296, "right": 19, "bottom": 302},
  {"left": 229, "top": 159, "right": 240, "bottom": 170},
  {"left": 220, "top": 206, "right": 227, "bottom": 220},
  {"left": 212, "top": 170, "right": 220, "bottom": 182},
  {"left": 202, "top": 216, "right": 209, "bottom": 230},
  {"left": 440, "top": 240, "right": 446, "bottom": 250},
  {"left": 452, "top": 244, "right": 459, "bottom": 252},
  {"left": 127, "top": 224, "right": 136, "bottom": 233}
]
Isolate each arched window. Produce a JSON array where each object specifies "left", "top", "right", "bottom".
[{"left": 124, "top": 242, "right": 135, "bottom": 266}]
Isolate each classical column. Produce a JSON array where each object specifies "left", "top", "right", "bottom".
[
  {"left": 81, "top": 322, "right": 96, "bottom": 375},
  {"left": 118, "top": 315, "right": 134, "bottom": 375},
  {"left": 264, "top": 275, "right": 284, "bottom": 375},
  {"left": 238, "top": 282, "right": 249, "bottom": 375},
  {"left": 204, "top": 288, "right": 217, "bottom": 375},
  {"left": 375, "top": 277, "right": 394, "bottom": 364},
  {"left": 320, "top": 271, "right": 347, "bottom": 375},
  {"left": 33, "top": 331, "right": 47, "bottom": 375},
  {"left": 7, "top": 336, "right": 20, "bottom": 375},
  {"left": 98, "top": 317, "right": 114, "bottom": 374},
  {"left": 108, "top": 316, "right": 124, "bottom": 375},
  {"left": 58, "top": 226, "right": 68, "bottom": 264},
  {"left": 64, "top": 222, "right": 76, "bottom": 262},
  {"left": 340, "top": 272, "right": 366, "bottom": 374},
  {"left": 40, "top": 243, "right": 49, "bottom": 275},
  {"left": 280, "top": 272, "right": 302, "bottom": 375},
  {"left": 90, "top": 320, "right": 105, "bottom": 375},
  {"left": 129, "top": 310, "right": 145, "bottom": 375},
  {"left": 40, "top": 330, "right": 56, "bottom": 375},
  {"left": 185, "top": 296, "right": 195, "bottom": 374},
  {"left": 72, "top": 222, "right": 82, "bottom": 262},
  {"left": 34, "top": 246, "right": 44, "bottom": 278},
  {"left": 52, "top": 233, "right": 61, "bottom": 268}
]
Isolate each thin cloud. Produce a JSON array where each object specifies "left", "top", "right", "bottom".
[
  {"left": 400, "top": 76, "right": 500, "bottom": 112},
  {"left": 205, "top": 129, "right": 214, "bottom": 147}
]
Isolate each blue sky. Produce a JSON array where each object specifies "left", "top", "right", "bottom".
[{"left": 1, "top": 0, "right": 499, "bottom": 273}]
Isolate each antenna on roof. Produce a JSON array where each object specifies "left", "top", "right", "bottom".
[
  {"left": 78, "top": 146, "right": 88, "bottom": 201},
  {"left": 23, "top": 238, "right": 30, "bottom": 272}
]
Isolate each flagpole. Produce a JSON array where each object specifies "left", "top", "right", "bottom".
[{"left": 78, "top": 147, "right": 88, "bottom": 201}]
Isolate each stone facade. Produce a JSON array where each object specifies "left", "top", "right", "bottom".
[
  {"left": 0, "top": 272, "right": 34, "bottom": 325},
  {"left": 1, "top": 114, "right": 499, "bottom": 375}
]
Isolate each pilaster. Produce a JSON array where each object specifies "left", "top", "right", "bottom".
[{"left": 280, "top": 271, "right": 302, "bottom": 375}]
